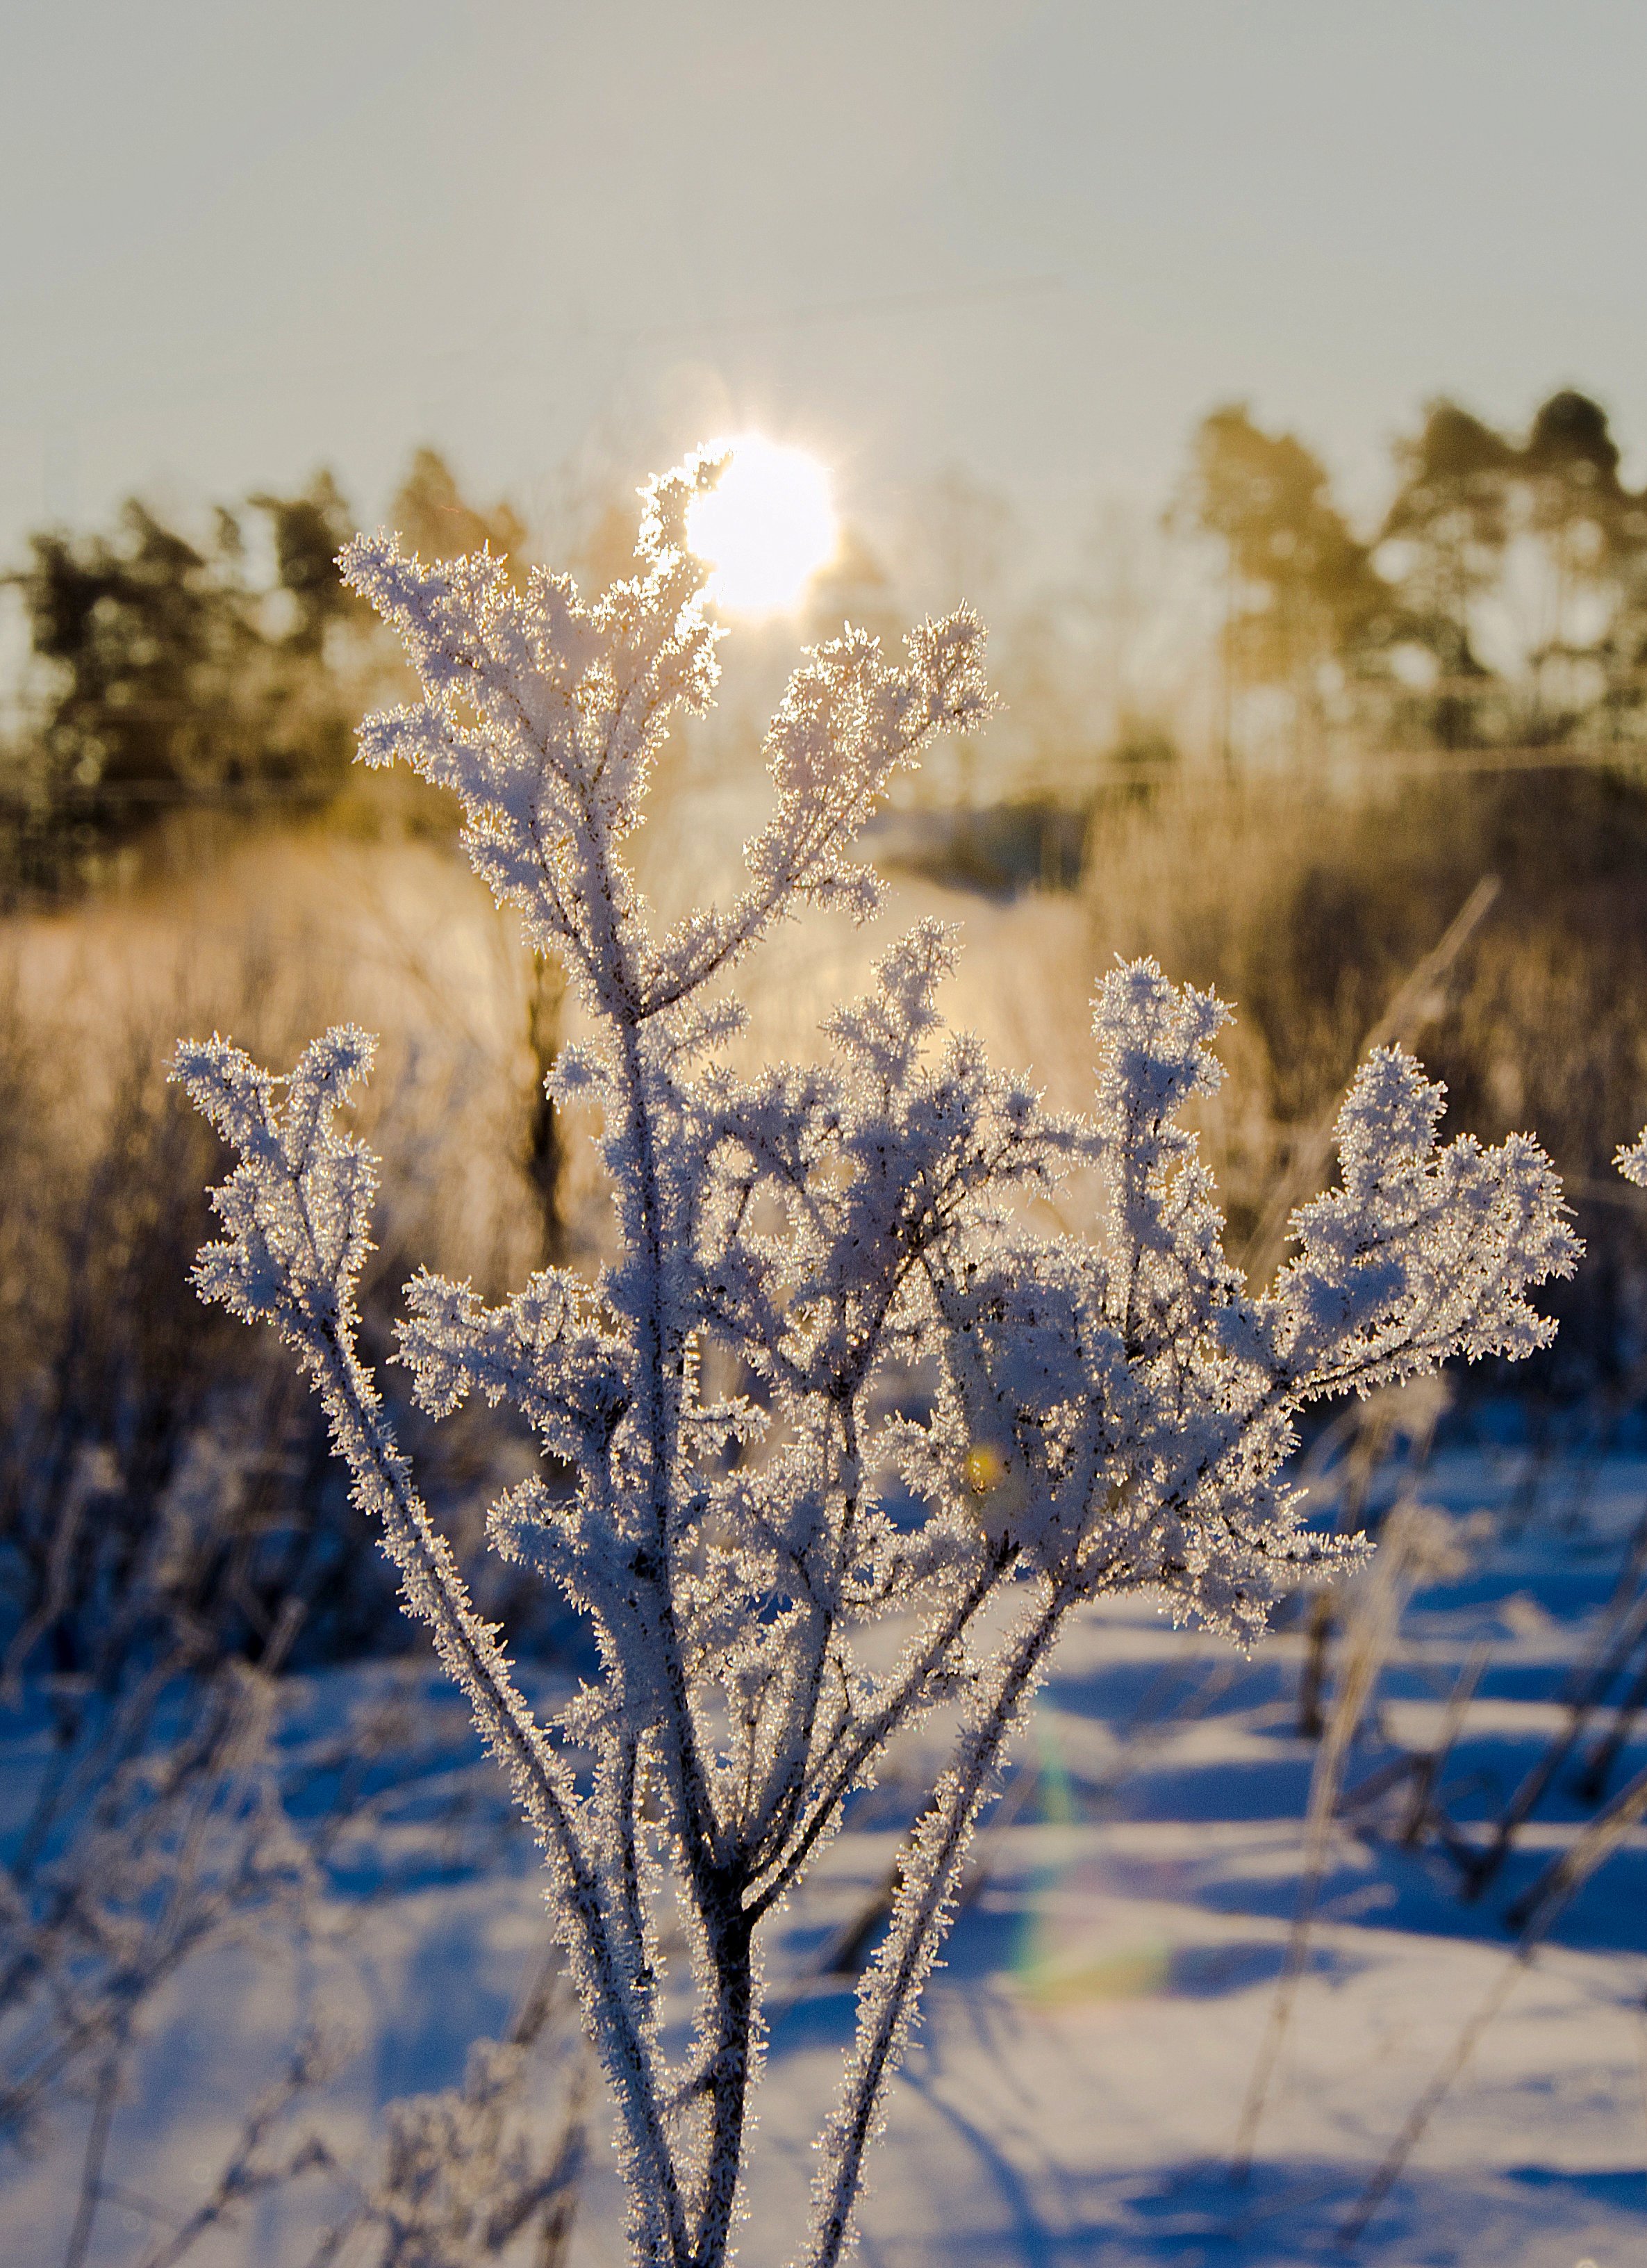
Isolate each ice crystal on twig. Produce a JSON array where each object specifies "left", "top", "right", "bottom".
[{"left": 175, "top": 452, "right": 1578, "bottom": 2268}]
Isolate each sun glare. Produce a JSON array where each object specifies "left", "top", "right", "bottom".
[{"left": 686, "top": 434, "right": 838, "bottom": 617}]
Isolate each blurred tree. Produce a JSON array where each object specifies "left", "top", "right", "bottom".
[
  {"left": 574, "top": 491, "right": 649, "bottom": 596},
  {"left": 389, "top": 445, "right": 528, "bottom": 569},
  {"left": 804, "top": 523, "right": 899, "bottom": 639},
  {"left": 1379, "top": 390, "right": 1647, "bottom": 747},
  {"left": 1598, "top": 487, "right": 1647, "bottom": 739},
  {"left": 1, "top": 475, "right": 373, "bottom": 896},
  {"left": 891, "top": 468, "right": 1020, "bottom": 799},
  {"left": 1520, "top": 390, "right": 1631, "bottom": 733},
  {"left": 247, "top": 469, "right": 365, "bottom": 656},
  {"left": 1380, "top": 400, "right": 1514, "bottom": 743},
  {"left": 0, "top": 452, "right": 540, "bottom": 901},
  {"left": 1177, "top": 404, "right": 1394, "bottom": 759},
  {"left": 911, "top": 463, "right": 1018, "bottom": 615},
  {"left": 381, "top": 449, "right": 568, "bottom": 1259},
  {"left": 14, "top": 502, "right": 264, "bottom": 806}
]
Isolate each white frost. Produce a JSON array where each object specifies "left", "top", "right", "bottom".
[{"left": 174, "top": 453, "right": 1579, "bottom": 2268}]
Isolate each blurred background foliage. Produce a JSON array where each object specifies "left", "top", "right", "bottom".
[{"left": 4, "top": 393, "right": 1647, "bottom": 1691}]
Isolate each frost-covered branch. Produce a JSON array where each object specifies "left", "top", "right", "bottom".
[
  {"left": 176, "top": 452, "right": 1578, "bottom": 2268},
  {"left": 170, "top": 1030, "right": 688, "bottom": 2267}
]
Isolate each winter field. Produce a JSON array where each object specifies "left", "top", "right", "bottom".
[
  {"left": 6, "top": 1440, "right": 1647, "bottom": 2267},
  {"left": 3, "top": 825, "right": 1645, "bottom": 2267}
]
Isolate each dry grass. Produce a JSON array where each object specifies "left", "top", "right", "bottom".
[{"left": 1082, "top": 760, "right": 1647, "bottom": 1371}]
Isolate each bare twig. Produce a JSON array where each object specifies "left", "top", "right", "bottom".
[
  {"left": 1340, "top": 1757, "right": 1647, "bottom": 2247},
  {"left": 1465, "top": 1532, "right": 1647, "bottom": 1896},
  {"left": 61, "top": 2035, "right": 126, "bottom": 2268},
  {"left": 133, "top": 2032, "right": 339, "bottom": 2268},
  {"left": 1243, "top": 875, "right": 1501, "bottom": 1286},
  {"left": 1233, "top": 1499, "right": 1446, "bottom": 2180},
  {"left": 1400, "top": 1639, "right": 1491, "bottom": 1846},
  {"left": 1574, "top": 1636, "right": 1647, "bottom": 1802}
]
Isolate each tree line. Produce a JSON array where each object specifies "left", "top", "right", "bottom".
[
  {"left": 0, "top": 450, "right": 524, "bottom": 900},
  {"left": 1182, "top": 388, "right": 1647, "bottom": 756},
  {"left": 7, "top": 388, "right": 1647, "bottom": 903}
]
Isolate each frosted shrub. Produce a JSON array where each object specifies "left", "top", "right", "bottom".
[{"left": 174, "top": 452, "right": 1577, "bottom": 2268}]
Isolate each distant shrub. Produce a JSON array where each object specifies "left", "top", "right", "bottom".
[
  {"left": 0, "top": 944, "right": 563, "bottom": 1685},
  {"left": 1085, "top": 760, "right": 1647, "bottom": 1389}
]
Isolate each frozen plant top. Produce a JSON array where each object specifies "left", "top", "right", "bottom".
[
  {"left": 174, "top": 450, "right": 1580, "bottom": 2268},
  {"left": 337, "top": 450, "right": 990, "bottom": 1024}
]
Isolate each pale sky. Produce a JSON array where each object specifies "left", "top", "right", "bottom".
[{"left": 6, "top": 0, "right": 1647, "bottom": 579}]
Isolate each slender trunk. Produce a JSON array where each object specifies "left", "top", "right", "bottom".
[
  {"left": 615, "top": 1020, "right": 721, "bottom": 1889},
  {"left": 314, "top": 1322, "right": 691, "bottom": 2268},
  {"left": 525, "top": 953, "right": 567, "bottom": 1266},
  {"left": 1295, "top": 1591, "right": 1334, "bottom": 1738},
  {"left": 694, "top": 1896, "right": 754, "bottom": 2268},
  {"left": 1576, "top": 1637, "right": 1647, "bottom": 1802},
  {"left": 805, "top": 1583, "right": 1065, "bottom": 2268}
]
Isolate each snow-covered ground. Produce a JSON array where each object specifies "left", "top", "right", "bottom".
[
  {"left": 6, "top": 1445, "right": 1647, "bottom": 2266},
  {"left": 3, "top": 829, "right": 1641, "bottom": 2260}
]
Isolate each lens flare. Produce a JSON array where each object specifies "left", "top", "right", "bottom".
[
  {"left": 686, "top": 434, "right": 838, "bottom": 617},
  {"left": 1011, "top": 1714, "right": 1173, "bottom": 2012}
]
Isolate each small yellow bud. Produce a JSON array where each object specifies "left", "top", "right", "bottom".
[{"left": 963, "top": 1443, "right": 1009, "bottom": 1496}]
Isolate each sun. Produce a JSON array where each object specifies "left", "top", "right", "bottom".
[{"left": 686, "top": 434, "right": 838, "bottom": 618}]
